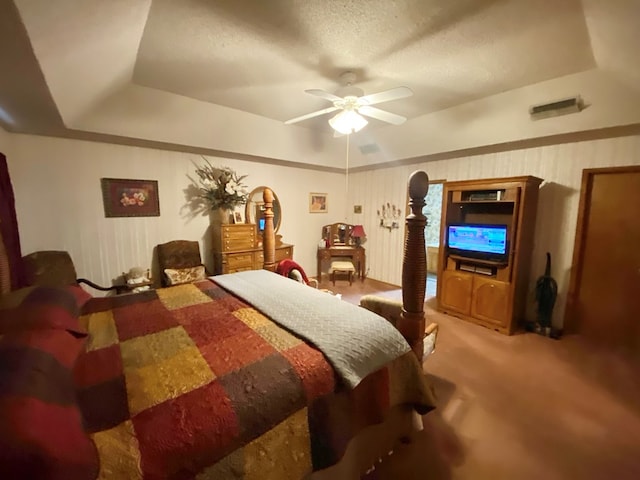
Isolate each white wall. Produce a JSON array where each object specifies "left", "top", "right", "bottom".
[
  {"left": 7, "top": 131, "right": 640, "bottom": 328},
  {"left": 349, "top": 134, "right": 640, "bottom": 328},
  {"left": 7, "top": 134, "right": 344, "bottom": 292}
]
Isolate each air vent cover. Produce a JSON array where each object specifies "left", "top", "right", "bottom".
[
  {"left": 529, "top": 96, "right": 583, "bottom": 120},
  {"left": 358, "top": 143, "right": 380, "bottom": 155}
]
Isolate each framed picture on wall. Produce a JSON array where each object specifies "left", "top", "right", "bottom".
[
  {"left": 101, "top": 178, "right": 160, "bottom": 217},
  {"left": 309, "top": 193, "right": 328, "bottom": 213}
]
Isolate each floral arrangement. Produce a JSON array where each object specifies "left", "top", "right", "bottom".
[
  {"left": 120, "top": 189, "right": 147, "bottom": 207},
  {"left": 193, "top": 158, "right": 249, "bottom": 211}
]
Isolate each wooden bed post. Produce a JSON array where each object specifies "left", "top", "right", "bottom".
[
  {"left": 399, "top": 171, "right": 430, "bottom": 361},
  {"left": 262, "top": 187, "right": 276, "bottom": 271}
]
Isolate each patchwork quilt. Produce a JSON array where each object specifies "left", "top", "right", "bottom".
[{"left": 74, "top": 279, "right": 435, "bottom": 479}]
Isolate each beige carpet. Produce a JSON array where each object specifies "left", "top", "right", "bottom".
[{"left": 364, "top": 299, "right": 640, "bottom": 479}]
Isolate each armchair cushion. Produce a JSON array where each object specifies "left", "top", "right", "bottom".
[
  {"left": 157, "top": 240, "right": 204, "bottom": 287},
  {"left": 359, "top": 295, "right": 438, "bottom": 358},
  {"left": 164, "top": 265, "right": 207, "bottom": 286},
  {"left": 359, "top": 295, "right": 403, "bottom": 327}
]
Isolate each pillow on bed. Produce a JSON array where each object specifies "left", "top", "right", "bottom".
[
  {"left": 0, "top": 287, "right": 98, "bottom": 480},
  {"left": 164, "top": 265, "right": 206, "bottom": 286}
]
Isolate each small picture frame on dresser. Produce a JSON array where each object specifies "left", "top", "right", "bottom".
[{"left": 232, "top": 210, "right": 244, "bottom": 224}]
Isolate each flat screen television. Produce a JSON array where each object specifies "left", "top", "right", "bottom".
[{"left": 447, "top": 223, "right": 508, "bottom": 262}]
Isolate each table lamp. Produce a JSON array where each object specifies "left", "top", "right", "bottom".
[{"left": 351, "top": 225, "right": 366, "bottom": 247}]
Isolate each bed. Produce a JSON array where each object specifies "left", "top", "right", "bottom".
[{"left": 0, "top": 171, "right": 435, "bottom": 479}]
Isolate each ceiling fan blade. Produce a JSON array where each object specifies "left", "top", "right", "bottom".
[
  {"left": 358, "top": 106, "right": 407, "bottom": 125},
  {"left": 284, "top": 106, "right": 340, "bottom": 125},
  {"left": 358, "top": 86, "right": 413, "bottom": 106},
  {"left": 305, "top": 89, "right": 344, "bottom": 103}
]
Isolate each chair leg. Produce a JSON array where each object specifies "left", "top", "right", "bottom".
[
  {"left": 349, "top": 271, "right": 353, "bottom": 285},
  {"left": 331, "top": 271, "right": 335, "bottom": 286}
]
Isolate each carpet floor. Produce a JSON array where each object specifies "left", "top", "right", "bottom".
[{"left": 321, "top": 278, "right": 640, "bottom": 479}]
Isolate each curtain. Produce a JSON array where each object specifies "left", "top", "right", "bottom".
[{"left": 0, "top": 152, "right": 24, "bottom": 292}]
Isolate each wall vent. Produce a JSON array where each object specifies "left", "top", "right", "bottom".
[
  {"left": 358, "top": 143, "right": 380, "bottom": 155},
  {"left": 529, "top": 96, "right": 583, "bottom": 120}
]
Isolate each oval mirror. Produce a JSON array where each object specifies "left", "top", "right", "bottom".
[{"left": 245, "top": 186, "right": 282, "bottom": 233}]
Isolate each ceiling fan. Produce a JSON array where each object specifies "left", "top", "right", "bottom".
[{"left": 284, "top": 72, "right": 413, "bottom": 135}]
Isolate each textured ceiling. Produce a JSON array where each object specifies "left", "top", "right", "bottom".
[
  {"left": 134, "top": 0, "right": 595, "bottom": 124},
  {"left": 1, "top": 0, "right": 640, "bottom": 169}
]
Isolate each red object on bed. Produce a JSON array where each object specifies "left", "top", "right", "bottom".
[{"left": 276, "top": 258, "right": 311, "bottom": 283}]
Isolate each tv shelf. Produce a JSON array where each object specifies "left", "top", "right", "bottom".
[
  {"left": 449, "top": 255, "right": 508, "bottom": 267},
  {"left": 436, "top": 176, "right": 542, "bottom": 334}
]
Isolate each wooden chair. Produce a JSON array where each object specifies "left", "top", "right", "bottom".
[
  {"left": 157, "top": 240, "right": 207, "bottom": 287},
  {"left": 329, "top": 258, "right": 355, "bottom": 285},
  {"left": 360, "top": 295, "right": 439, "bottom": 359},
  {"left": 21, "top": 250, "right": 124, "bottom": 293},
  {"left": 276, "top": 259, "right": 318, "bottom": 288}
]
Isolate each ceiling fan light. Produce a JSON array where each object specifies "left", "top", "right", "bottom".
[{"left": 328, "top": 110, "right": 368, "bottom": 135}]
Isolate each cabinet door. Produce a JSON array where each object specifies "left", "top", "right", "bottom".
[
  {"left": 471, "top": 277, "right": 510, "bottom": 326},
  {"left": 440, "top": 270, "right": 473, "bottom": 315}
]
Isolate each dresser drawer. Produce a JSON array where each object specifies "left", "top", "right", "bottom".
[
  {"left": 220, "top": 224, "right": 256, "bottom": 252},
  {"left": 226, "top": 252, "right": 254, "bottom": 270},
  {"left": 275, "top": 246, "right": 293, "bottom": 262},
  {"left": 222, "top": 237, "right": 255, "bottom": 252},
  {"left": 253, "top": 250, "right": 264, "bottom": 269},
  {"left": 226, "top": 265, "right": 253, "bottom": 274}
]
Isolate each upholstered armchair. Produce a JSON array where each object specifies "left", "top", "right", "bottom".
[
  {"left": 157, "top": 240, "right": 208, "bottom": 287},
  {"left": 21, "top": 250, "right": 124, "bottom": 294},
  {"left": 359, "top": 294, "right": 438, "bottom": 359},
  {"left": 276, "top": 259, "right": 318, "bottom": 288}
]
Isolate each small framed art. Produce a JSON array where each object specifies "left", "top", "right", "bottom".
[
  {"left": 233, "top": 210, "right": 244, "bottom": 224},
  {"left": 101, "top": 178, "right": 160, "bottom": 217},
  {"left": 309, "top": 193, "right": 328, "bottom": 213}
]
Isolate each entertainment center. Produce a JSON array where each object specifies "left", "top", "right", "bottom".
[{"left": 436, "top": 176, "right": 542, "bottom": 334}]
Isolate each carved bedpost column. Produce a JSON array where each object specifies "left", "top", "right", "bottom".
[
  {"left": 399, "top": 171, "right": 429, "bottom": 361},
  {"left": 262, "top": 188, "right": 276, "bottom": 271}
]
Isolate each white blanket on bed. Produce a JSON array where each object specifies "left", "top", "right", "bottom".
[{"left": 214, "top": 270, "right": 411, "bottom": 388}]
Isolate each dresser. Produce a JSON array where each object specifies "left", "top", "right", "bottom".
[{"left": 212, "top": 223, "right": 293, "bottom": 274}]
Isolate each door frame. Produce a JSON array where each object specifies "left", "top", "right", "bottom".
[{"left": 564, "top": 165, "right": 640, "bottom": 333}]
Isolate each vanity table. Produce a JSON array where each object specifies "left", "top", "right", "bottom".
[
  {"left": 316, "top": 223, "right": 366, "bottom": 282},
  {"left": 316, "top": 245, "right": 365, "bottom": 282}
]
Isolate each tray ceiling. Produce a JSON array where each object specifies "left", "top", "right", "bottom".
[{"left": 1, "top": 0, "right": 639, "bottom": 169}]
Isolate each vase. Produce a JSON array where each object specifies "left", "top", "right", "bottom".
[{"left": 211, "top": 208, "right": 231, "bottom": 224}]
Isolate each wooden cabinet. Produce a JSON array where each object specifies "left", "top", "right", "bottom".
[
  {"left": 440, "top": 270, "right": 473, "bottom": 315},
  {"left": 471, "top": 277, "right": 510, "bottom": 327},
  {"left": 436, "top": 176, "right": 542, "bottom": 334},
  {"left": 212, "top": 223, "right": 294, "bottom": 274}
]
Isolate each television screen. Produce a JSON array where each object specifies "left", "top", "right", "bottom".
[
  {"left": 258, "top": 217, "right": 266, "bottom": 231},
  {"left": 447, "top": 224, "right": 507, "bottom": 259}
]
